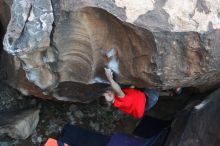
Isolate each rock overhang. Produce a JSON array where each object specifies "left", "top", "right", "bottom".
[{"left": 1, "top": 0, "right": 220, "bottom": 102}]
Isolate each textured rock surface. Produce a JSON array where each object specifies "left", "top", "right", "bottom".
[
  {"left": 0, "top": 0, "right": 11, "bottom": 30},
  {"left": 1, "top": 0, "right": 220, "bottom": 102},
  {"left": 54, "top": 0, "right": 220, "bottom": 32},
  {"left": 0, "top": 108, "right": 40, "bottom": 139},
  {"left": 1, "top": 0, "right": 220, "bottom": 32},
  {"left": 165, "top": 88, "right": 220, "bottom": 146}
]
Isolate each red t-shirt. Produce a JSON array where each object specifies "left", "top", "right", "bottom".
[{"left": 113, "top": 88, "right": 146, "bottom": 118}]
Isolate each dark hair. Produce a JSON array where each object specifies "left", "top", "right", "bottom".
[{"left": 99, "top": 96, "right": 111, "bottom": 107}]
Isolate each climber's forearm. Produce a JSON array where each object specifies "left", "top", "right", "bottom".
[{"left": 109, "top": 79, "right": 125, "bottom": 98}]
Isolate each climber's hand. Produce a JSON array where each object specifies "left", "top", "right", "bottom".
[{"left": 104, "top": 68, "right": 113, "bottom": 81}]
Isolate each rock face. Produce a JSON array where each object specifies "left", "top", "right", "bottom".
[
  {"left": 53, "top": 0, "right": 220, "bottom": 32},
  {"left": 0, "top": 108, "right": 40, "bottom": 139},
  {"left": 1, "top": 0, "right": 220, "bottom": 102},
  {"left": 165, "top": 88, "right": 220, "bottom": 146},
  {"left": 0, "top": 0, "right": 11, "bottom": 30}
]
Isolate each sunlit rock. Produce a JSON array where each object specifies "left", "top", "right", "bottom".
[{"left": 1, "top": 0, "right": 220, "bottom": 102}]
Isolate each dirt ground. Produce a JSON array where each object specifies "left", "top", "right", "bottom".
[{"left": 0, "top": 82, "right": 139, "bottom": 146}]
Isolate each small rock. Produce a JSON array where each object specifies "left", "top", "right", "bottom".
[
  {"left": 89, "top": 121, "right": 100, "bottom": 131},
  {"left": 79, "top": 121, "right": 84, "bottom": 125},
  {"left": 37, "top": 136, "right": 42, "bottom": 143},
  {"left": 17, "top": 95, "right": 23, "bottom": 100},
  {"left": 70, "top": 120, "right": 76, "bottom": 125},
  {"left": 66, "top": 111, "right": 72, "bottom": 116},
  {"left": 88, "top": 113, "right": 95, "bottom": 118},
  {"left": 74, "top": 110, "right": 84, "bottom": 118},
  {"left": 31, "top": 131, "right": 38, "bottom": 144},
  {"left": 69, "top": 104, "right": 78, "bottom": 111},
  {"left": 100, "top": 129, "right": 104, "bottom": 133},
  {"left": 46, "top": 119, "right": 60, "bottom": 136},
  {"left": 30, "top": 99, "right": 37, "bottom": 105},
  {"left": 0, "top": 142, "right": 10, "bottom": 146}
]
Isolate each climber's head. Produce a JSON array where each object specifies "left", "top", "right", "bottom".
[{"left": 103, "top": 90, "right": 114, "bottom": 103}]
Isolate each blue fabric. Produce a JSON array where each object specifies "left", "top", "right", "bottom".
[
  {"left": 142, "top": 134, "right": 160, "bottom": 146},
  {"left": 57, "top": 141, "right": 65, "bottom": 146},
  {"left": 133, "top": 116, "right": 171, "bottom": 139},
  {"left": 107, "top": 133, "right": 145, "bottom": 146},
  {"left": 144, "top": 88, "right": 159, "bottom": 111},
  {"left": 133, "top": 115, "right": 171, "bottom": 146},
  {"left": 58, "top": 124, "right": 110, "bottom": 146},
  {"left": 141, "top": 128, "right": 170, "bottom": 146}
]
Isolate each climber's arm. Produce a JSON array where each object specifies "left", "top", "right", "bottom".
[{"left": 104, "top": 68, "right": 125, "bottom": 98}]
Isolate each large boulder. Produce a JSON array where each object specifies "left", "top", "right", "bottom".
[
  {"left": 1, "top": 0, "right": 220, "bottom": 102},
  {"left": 165, "top": 88, "right": 220, "bottom": 146},
  {"left": 0, "top": 108, "right": 40, "bottom": 139}
]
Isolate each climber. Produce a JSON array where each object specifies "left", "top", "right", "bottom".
[{"left": 103, "top": 68, "right": 160, "bottom": 119}]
